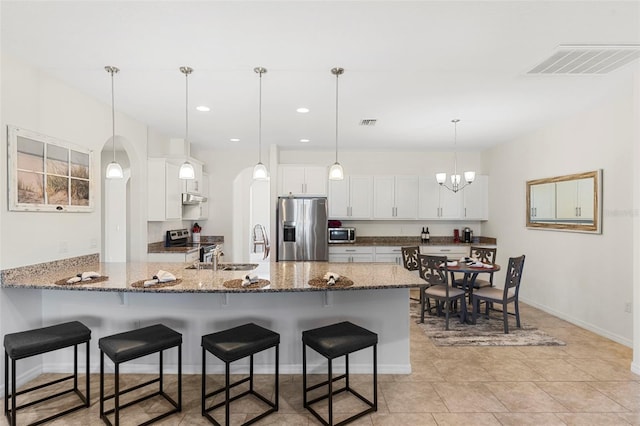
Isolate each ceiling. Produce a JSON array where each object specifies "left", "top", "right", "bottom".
[{"left": 2, "top": 1, "right": 639, "bottom": 153}]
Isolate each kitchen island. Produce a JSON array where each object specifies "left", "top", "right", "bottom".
[{"left": 1, "top": 257, "right": 422, "bottom": 381}]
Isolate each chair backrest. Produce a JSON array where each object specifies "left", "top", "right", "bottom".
[
  {"left": 253, "top": 224, "right": 265, "bottom": 243},
  {"left": 418, "top": 254, "right": 448, "bottom": 286},
  {"left": 503, "top": 255, "right": 526, "bottom": 297},
  {"left": 470, "top": 246, "right": 497, "bottom": 265},
  {"left": 401, "top": 246, "right": 420, "bottom": 271},
  {"left": 261, "top": 225, "right": 270, "bottom": 247}
]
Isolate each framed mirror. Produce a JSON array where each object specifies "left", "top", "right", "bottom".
[{"left": 526, "top": 170, "right": 602, "bottom": 233}]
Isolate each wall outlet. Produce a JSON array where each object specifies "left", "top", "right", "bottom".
[
  {"left": 625, "top": 302, "right": 632, "bottom": 313},
  {"left": 89, "top": 238, "right": 98, "bottom": 249},
  {"left": 59, "top": 241, "right": 68, "bottom": 253}
]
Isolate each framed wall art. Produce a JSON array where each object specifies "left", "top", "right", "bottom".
[{"left": 7, "top": 125, "right": 94, "bottom": 212}]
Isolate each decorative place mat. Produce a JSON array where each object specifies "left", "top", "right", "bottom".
[
  {"left": 223, "top": 279, "right": 270, "bottom": 289},
  {"left": 308, "top": 276, "right": 354, "bottom": 288},
  {"left": 55, "top": 276, "right": 109, "bottom": 286},
  {"left": 131, "top": 279, "right": 182, "bottom": 289}
]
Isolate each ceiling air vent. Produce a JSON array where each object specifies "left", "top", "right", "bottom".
[
  {"left": 527, "top": 44, "right": 640, "bottom": 74},
  {"left": 359, "top": 119, "right": 377, "bottom": 126}
]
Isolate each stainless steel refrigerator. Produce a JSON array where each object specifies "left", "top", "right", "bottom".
[{"left": 276, "top": 197, "right": 328, "bottom": 261}]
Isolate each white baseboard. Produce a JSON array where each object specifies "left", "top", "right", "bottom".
[
  {"left": 520, "top": 296, "right": 632, "bottom": 347},
  {"left": 0, "top": 364, "right": 42, "bottom": 398}
]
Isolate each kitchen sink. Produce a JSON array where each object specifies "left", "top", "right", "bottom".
[{"left": 186, "top": 263, "right": 258, "bottom": 271}]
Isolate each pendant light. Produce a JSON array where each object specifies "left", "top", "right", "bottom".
[
  {"left": 435, "top": 119, "right": 475, "bottom": 192},
  {"left": 178, "top": 66, "right": 196, "bottom": 180},
  {"left": 105, "top": 66, "right": 123, "bottom": 179},
  {"left": 252, "top": 66, "right": 269, "bottom": 180},
  {"left": 328, "top": 67, "right": 345, "bottom": 180}
]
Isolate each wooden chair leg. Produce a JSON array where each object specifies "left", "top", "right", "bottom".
[
  {"left": 420, "top": 290, "right": 426, "bottom": 323},
  {"left": 503, "top": 302, "right": 509, "bottom": 334},
  {"left": 444, "top": 301, "right": 450, "bottom": 330},
  {"left": 515, "top": 299, "right": 521, "bottom": 328}
]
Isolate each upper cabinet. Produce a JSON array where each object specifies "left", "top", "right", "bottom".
[
  {"left": 418, "top": 175, "right": 488, "bottom": 220},
  {"left": 529, "top": 182, "right": 556, "bottom": 221},
  {"left": 328, "top": 175, "right": 373, "bottom": 219},
  {"left": 373, "top": 176, "right": 419, "bottom": 219},
  {"left": 555, "top": 177, "right": 594, "bottom": 220},
  {"left": 418, "top": 177, "right": 461, "bottom": 219},
  {"left": 279, "top": 166, "right": 327, "bottom": 196},
  {"left": 461, "top": 175, "right": 489, "bottom": 220},
  {"left": 182, "top": 172, "right": 209, "bottom": 221},
  {"left": 183, "top": 162, "right": 204, "bottom": 194},
  {"left": 147, "top": 158, "right": 182, "bottom": 221}
]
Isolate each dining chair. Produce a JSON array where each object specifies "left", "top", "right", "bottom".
[
  {"left": 418, "top": 254, "right": 467, "bottom": 330},
  {"left": 471, "top": 254, "right": 526, "bottom": 333},
  {"left": 401, "top": 246, "right": 421, "bottom": 303},
  {"left": 453, "top": 246, "right": 497, "bottom": 289}
]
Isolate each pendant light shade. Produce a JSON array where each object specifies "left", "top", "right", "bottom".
[
  {"left": 253, "top": 67, "right": 269, "bottom": 180},
  {"left": 179, "top": 66, "right": 195, "bottom": 180},
  {"left": 105, "top": 66, "right": 123, "bottom": 179},
  {"left": 435, "top": 119, "right": 475, "bottom": 193},
  {"left": 329, "top": 67, "right": 345, "bottom": 180}
]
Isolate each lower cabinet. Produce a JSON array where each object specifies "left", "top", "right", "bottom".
[
  {"left": 328, "top": 246, "right": 374, "bottom": 263},
  {"left": 373, "top": 246, "right": 404, "bottom": 265},
  {"left": 420, "top": 245, "right": 469, "bottom": 260}
]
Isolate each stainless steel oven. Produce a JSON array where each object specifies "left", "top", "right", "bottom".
[{"left": 328, "top": 227, "right": 356, "bottom": 244}]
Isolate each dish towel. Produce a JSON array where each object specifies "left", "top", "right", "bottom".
[
  {"left": 66, "top": 271, "right": 101, "bottom": 284},
  {"left": 469, "top": 261, "right": 493, "bottom": 268},
  {"left": 242, "top": 273, "right": 259, "bottom": 287},
  {"left": 439, "top": 261, "right": 458, "bottom": 267},
  {"left": 323, "top": 272, "right": 340, "bottom": 286},
  {"left": 143, "top": 270, "right": 177, "bottom": 287}
]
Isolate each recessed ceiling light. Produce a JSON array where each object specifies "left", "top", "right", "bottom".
[
  {"left": 196, "top": 105, "right": 210, "bottom": 112},
  {"left": 300, "top": 139, "right": 310, "bottom": 143},
  {"left": 230, "top": 138, "right": 240, "bottom": 142},
  {"left": 296, "top": 107, "right": 310, "bottom": 113}
]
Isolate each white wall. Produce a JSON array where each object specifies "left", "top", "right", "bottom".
[{"left": 483, "top": 74, "right": 636, "bottom": 346}]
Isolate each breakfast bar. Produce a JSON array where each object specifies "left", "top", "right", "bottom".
[{"left": 1, "top": 257, "right": 423, "bottom": 378}]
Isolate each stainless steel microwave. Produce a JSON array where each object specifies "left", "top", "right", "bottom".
[{"left": 328, "top": 227, "right": 356, "bottom": 243}]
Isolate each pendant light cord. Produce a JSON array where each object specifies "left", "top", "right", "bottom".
[
  {"left": 110, "top": 69, "right": 116, "bottom": 162},
  {"left": 185, "top": 71, "right": 189, "bottom": 142},
  {"left": 258, "top": 70, "right": 263, "bottom": 164},
  {"left": 335, "top": 71, "right": 339, "bottom": 163},
  {"left": 452, "top": 119, "right": 459, "bottom": 177}
]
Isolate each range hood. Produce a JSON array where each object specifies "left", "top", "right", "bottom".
[{"left": 182, "top": 193, "right": 207, "bottom": 204}]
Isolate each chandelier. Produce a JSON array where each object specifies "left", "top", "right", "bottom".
[{"left": 435, "top": 119, "right": 475, "bottom": 192}]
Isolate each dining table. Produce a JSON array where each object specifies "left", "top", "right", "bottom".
[{"left": 446, "top": 261, "right": 501, "bottom": 323}]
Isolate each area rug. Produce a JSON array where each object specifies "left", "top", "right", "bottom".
[{"left": 410, "top": 302, "right": 566, "bottom": 347}]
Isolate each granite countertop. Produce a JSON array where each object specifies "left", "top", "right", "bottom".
[
  {"left": 336, "top": 236, "right": 497, "bottom": 247},
  {"left": 148, "top": 235, "right": 225, "bottom": 254},
  {"left": 1, "top": 257, "right": 423, "bottom": 294}
]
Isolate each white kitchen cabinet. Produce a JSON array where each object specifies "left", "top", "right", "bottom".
[
  {"left": 461, "top": 175, "right": 489, "bottom": 220},
  {"left": 374, "top": 246, "right": 404, "bottom": 265},
  {"left": 279, "top": 166, "right": 327, "bottom": 196},
  {"left": 182, "top": 172, "right": 209, "bottom": 221},
  {"left": 420, "top": 245, "right": 469, "bottom": 260},
  {"left": 328, "top": 175, "right": 373, "bottom": 219},
  {"left": 147, "top": 158, "right": 182, "bottom": 221},
  {"left": 418, "top": 177, "right": 462, "bottom": 219},
  {"left": 373, "top": 176, "right": 419, "bottom": 219},
  {"left": 530, "top": 182, "right": 556, "bottom": 221},
  {"left": 147, "top": 250, "right": 200, "bottom": 263},
  {"left": 328, "top": 246, "right": 374, "bottom": 263},
  {"left": 182, "top": 161, "right": 204, "bottom": 194},
  {"left": 556, "top": 177, "right": 594, "bottom": 220}
]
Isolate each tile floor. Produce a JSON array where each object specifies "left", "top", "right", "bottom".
[{"left": 2, "top": 302, "right": 638, "bottom": 425}]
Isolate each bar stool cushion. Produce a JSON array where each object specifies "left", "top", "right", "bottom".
[
  {"left": 99, "top": 324, "right": 182, "bottom": 363},
  {"left": 302, "top": 321, "right": 378, "bottom": 359},
  {"left": 202, "top": 322, "right": 280, "bottom": 362},
  {"left": 4, "top": 321, "right": 91, "bottom": 359}
]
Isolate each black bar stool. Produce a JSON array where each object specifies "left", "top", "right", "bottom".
[
  {"left": 201, "top": 323, "right": 279, "bottom": 426},
  {"left": 302, "top": 321, "right": 378, "bottom": 426},
  {"left": 99, "top": 324, "right": 182, "bottom": 426},
  {"left": 4, "top": 321, "right": 91, "bottom": 426}
]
